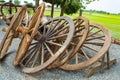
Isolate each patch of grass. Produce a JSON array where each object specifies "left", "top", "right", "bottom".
[{"left": 83, "top": 12, "right": 120, "bottom": 39}]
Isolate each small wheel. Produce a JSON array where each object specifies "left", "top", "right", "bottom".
[
  {"left": 0, "top": 6, "right": 26, "bottom": 60},
  {"left": 13, "top": 3, "right": 45, "bottom": 66},
  {"left": 60, "top": 23, "right": 111, "bottom": 71},
  {"left": 1, "top": 2, "right": 17, "bottom": 25},
  {"left": 47, "top": 16, "right": 89, "bottom": 69},
  {"left": 1, "top": 2, "right": 17, "bottom": 16},
  {"left": 18, "top": 16, "right": 75, "bottom": 73}
]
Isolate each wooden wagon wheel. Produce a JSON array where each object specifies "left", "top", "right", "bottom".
[
  {"left": 60, "top": 23, "right": 111, "bottom": 71},
  {"left": 1, "top": 2, "right": 17, "bottom": 25},
  {"left": 1, "top": 2, "right": 17, "bottom": 16},
  {"left": 18, "top": 16, "right": 75, "bottom": 73},
  {"left": 0, "top": 6, "right": 26, "bottom": 60},
  {"left": 13, "top": 3, "right": 45, "bottom": 66},
  {"left": 47, "top": 16, "right": 89, "bottom": 69}
]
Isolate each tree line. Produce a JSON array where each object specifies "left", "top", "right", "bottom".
[{"left": 84, "top": 10, "right": 120, "bottom": 15}]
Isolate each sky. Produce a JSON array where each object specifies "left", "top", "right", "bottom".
[
  {"left": 86, "top": 0, "right": 120, "bottom": 13},
  {"left": 4, "top": 0, "right": 120, "bottom": 14}
]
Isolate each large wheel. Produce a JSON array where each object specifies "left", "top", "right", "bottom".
[
  {"left": 60, "top": 23, "right": 111, "bottom": 70},
  {"left": 0, "top": 6, "right": 26, "bottom": 60},
  {"left": 13, "top": 3, "right": 45, "bottom": 66},
  {"left": 47, "top": 16, "right": 89, "bottom": 69},
  {"left": 19, "top": 16, "right": 75, "bottom": 73}
]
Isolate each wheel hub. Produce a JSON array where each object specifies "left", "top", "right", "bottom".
[{"left": 34, "top": 33, "right": 46, "bottom": 42}]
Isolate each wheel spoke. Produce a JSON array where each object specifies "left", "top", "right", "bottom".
[
  {"left": 30, "top": 42, "right": 38, "bottom": 46},
  {"left": 44, "top": 43, "right": 54, "bottom": 56},
  {"left": 84, "top": 41, "right": 104, "bottom": 46},
  {"left": 83, "top": 45, "right": 98, "bottom": 52},
  {"left": 41, "top": 44, "right": 45, "bottom": 64},
  {"left": 75, "top": 53, "right": 78, "bottom": 64},
  {"left": 46, "top": 19, "right": 62, "bottom": 35},
  {"left": 43, "top": 24, "right": 47, "bottom": 35},
  {"left": 66, "top": 49, "right": 69, "bottom": 57},
  {"left": 88, "top": 29, "right": 101, "bottom": 37},
  {"left": 86, "top": 35, "right": 105, "bottom": 41},
  {"left": 91, "top": 34, "right": 105, "bottom": 41},
  {"left": 75, "top": 27, "right": 85, "bottom": 34},
  {"left": 70, "top": 42, "right": 77, "bottom": 46},
  {"left": 46, "top": 20, "right": 54, "bottom": 34},
  {"left": 89, "top": 26, "right": 95, "bottom": 32},
  {"left": 73, "top": 19, "right": 78, "bottom": 25},
  {"left": 48, "top": 25, "right": 68, "bottom": 38},
  {"left": 75, "top": 20, "right": 84, "bottom": 28},
  {"left": 52, "top": 20, "right": 67, "bottom": 33},
  {"left": 27, "top": 44, "right": 37, "bottom": 53},
  {"left": 80, "top": 48, "right": 90, "bottom": 60},
  {"left": 20, "top": 44, "right": 38, "bottom": 64},
  {"left": 48, "top": 19, "right": 61, "bottom": 34},
  {"left": 48, "top": 33, "right": 67, "bottom": 40},
  {"left": 25, "top": 45, "right": 39, "bottom": 66},
  {"left": 46, "top": 41, "right": 62, "bottom": 47},
  {"left": 31, "top": 45, "right": 41, "bottom": 67},
  {"left": 73, "top": 34, "right": 83, "bottom": 38}
]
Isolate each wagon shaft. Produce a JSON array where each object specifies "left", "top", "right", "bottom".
[{"left": 16, "top": 27, "right": 47, "bottom": 42}]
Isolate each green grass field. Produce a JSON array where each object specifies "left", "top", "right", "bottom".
[
  {"left": 83, "top": 12, "right": 120, "bottom": 40},
  {"left": 44, "top": 11, "right": 120, "bottom": 40}
]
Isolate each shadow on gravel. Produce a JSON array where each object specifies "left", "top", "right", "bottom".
[{"left": 0, "top": 50, "right": 16, "bottom": 61}]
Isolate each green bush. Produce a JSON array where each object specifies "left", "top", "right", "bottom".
[{"left": 64, "top": 2, "right": 80, "bottom": 15}]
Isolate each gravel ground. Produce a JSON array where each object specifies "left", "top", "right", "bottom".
[{"left": 0, "top": 20, "right": 120, "bottom": 80}]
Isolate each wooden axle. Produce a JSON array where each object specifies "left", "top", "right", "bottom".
[
  {"left": 15, "top": 26, "right": 29, "bottom": 36},
  {"left": 2, "top": 27, "right": 9, "bottom": 32},
  {"left": 2, "top": 26, "right": 29, "bottom": 36}
]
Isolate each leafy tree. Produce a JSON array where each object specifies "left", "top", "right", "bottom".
[
  {"left": 64, "top": 0, "right": 80, "bottom": 15},
  {"left": 0, "top": 0, "right": 5, "bottom": 3},
  {"left": 43, "top": 0, "right": 81, "bottom": 16},
  {"left": 24, "top": 1, "right": 33, "bottom": 7},
  {"left": 24, "top": 1, "right": 28, "bottom": 4},
  {"left": 14, "top": 0, "right": 20, "bottom": 5}
]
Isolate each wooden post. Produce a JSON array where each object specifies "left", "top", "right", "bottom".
[
  {"left": 60, "top": 0, "right": 66, "bottom": 16},
  {"left": 9, "top": 0, "right": 12, "bottom": 14},
  {"left": 79, "top": 9, "right": 82, "bottom": 16},
  {"left": 51, "top": 0, "right": 54, "bottom": 18},
  {"left": 35, "top": 0, "right": 39, "bottom": 7}
]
